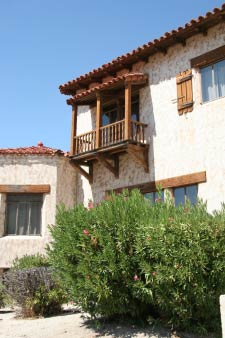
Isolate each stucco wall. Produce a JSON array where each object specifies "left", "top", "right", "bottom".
[
  {"left": 76, "top": 22, "right": 225, "bottom": 212},
  {"left": 0, "top": 155, "right": 76, "bottom": 268}
]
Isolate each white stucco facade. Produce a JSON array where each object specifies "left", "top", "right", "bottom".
[
  {"left": 75, "top": 22, "right": 225, "bottom": 211},
  {"left": 0, "top": 154, "right": 76, "bottom": 268}
]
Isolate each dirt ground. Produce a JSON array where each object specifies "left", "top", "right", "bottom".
[{"left": 0, "top": 308, "right": 213, "bottom": 338}]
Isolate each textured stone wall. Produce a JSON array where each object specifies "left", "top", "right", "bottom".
[
  {"left": 76, "top": 22, "right": 225, "bottom": 212},
  {"left": 56, "top": 157, "right": 77, "bottom": 208},
  {"left": 0, "top": 155, "right": 76, "bottom": 268}
]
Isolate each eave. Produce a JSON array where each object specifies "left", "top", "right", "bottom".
[{"left": 59, "top": 4, "right": 225, "bottom": 96}]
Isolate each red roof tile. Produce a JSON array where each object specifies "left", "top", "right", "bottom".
[
  {"left": 67, "top": 72, "right": 148, "bottom": 105},
  {"left": 0, "top": 142, "right": 68, "bottom": 156},
  {"left": 59, "top": 3, "right": 225, "bottom": 96}
]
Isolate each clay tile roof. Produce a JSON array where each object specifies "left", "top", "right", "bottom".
[
  {"left": 0, "top": 142, "right": 68, "bottom": 156},
  {"left": 67, "top": 72, "right": 148, "bottom": 105},
  {"left": 59, "top": 3, "right": 225, "bottom": 96}
]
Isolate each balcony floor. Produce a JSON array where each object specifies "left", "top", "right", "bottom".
[{"left": 70, "top": 140, "right": 148, "bottom": 164}]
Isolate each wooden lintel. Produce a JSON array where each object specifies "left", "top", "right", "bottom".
[
  {"left": 127, "top": 145, "right": 149, "bottom": 173},
  {"left": 97, "top": 155, "right": 119, "bottom": 178},
  {"left": 107, "top": 171, "right": 207, "bottom": 195},
  {"left": 0, "top": 185, "right": 50, "bottom": 194},
  {"left": 70, "top": 161, "right": 93, "bottom": 184}
]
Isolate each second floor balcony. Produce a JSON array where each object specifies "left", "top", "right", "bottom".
[
  {"left": 64, "top": 72, "right": 149, "bottom": 182},
  {"left": 73, "top": 119, "right": 147, "bottom": 158}
]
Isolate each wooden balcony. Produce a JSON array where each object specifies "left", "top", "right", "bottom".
[
  {"left": 72, "top": 119, "right": 147, "bottom": 158},
  {"left": 68, "top": 73, "right": 149, "bottom": 182},
  {"left": 70, "top": 119, "right": 149, "bottom": 183}
]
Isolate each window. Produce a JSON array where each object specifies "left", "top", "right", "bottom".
[
  {"left": 102, "top": 94, "right": 139, "bottom": 126},
  {"left": 201, "top": 59, "right": 225, "bottom": 102},
  {"left": 5, "top": 194, "right": 43, "bottom": 235},
  {"left": 173, "top": 184, "right": 197, "bottom": 206},
  {"left": 144, "top": 190, "right": 164, "bottom": 203}
]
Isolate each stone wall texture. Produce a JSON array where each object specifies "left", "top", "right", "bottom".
[
  {"left": 0, "top": 155, "right": 76, "bottom": 268},
  {"left": 76, "top": 22, "right": 225, "bottom": 211}
]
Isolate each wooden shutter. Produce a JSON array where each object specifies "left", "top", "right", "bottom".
[{"left": 176, "top": 69, "right": 193, "bottom": 115}]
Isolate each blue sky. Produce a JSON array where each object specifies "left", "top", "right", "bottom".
[{"left": 0, "top": 0, "right": 223, "bottom": 150}]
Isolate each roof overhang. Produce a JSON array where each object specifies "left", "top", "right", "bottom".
[
  {"left": 59, "top": 4, "right": 225, "bottom": 96},
  {"left": 67, "top": 73, "right": 148, "bottom": 106}
]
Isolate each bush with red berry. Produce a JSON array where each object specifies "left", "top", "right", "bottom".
[{"left": 47, "top": 190, "right": 225, "bottom": 333}]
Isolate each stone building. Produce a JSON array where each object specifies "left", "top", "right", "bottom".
[
  {"left": 1, "top": 4, "right": 225, "bottom": 271},
  {"left": 60, "top": 3, "right": 225, "bottom": 212},
  {"left": 0, "top": 143, "right": 76, "bottom": 270}
]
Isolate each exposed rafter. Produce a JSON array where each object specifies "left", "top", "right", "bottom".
[{"left": 70, "top": 161, "right": 93, "bottom": 184}]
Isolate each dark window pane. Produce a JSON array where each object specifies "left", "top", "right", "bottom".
[
  {"left": 144, "top": 190, "right": 164, "bottom": 204},
  {"left": 144, "top": 192, "right": 154, "bottom": 203},
  {"left": 6, "top": 202, "right": 18, "bottom": 235},
  {"left": 155, "top": 191, "right": 164, "bottom": 203},
  {"left": 30, "top": 202, "right": 42, "bottom": 235},
  {"left": 17, "top": 202, "right": 29, "bottom": 235},
  {"left": 174, "top": 187, "right": 185, "bottom": 206},
  {"left": 186, "top": 185, "right": 198, "bottom": 205}
]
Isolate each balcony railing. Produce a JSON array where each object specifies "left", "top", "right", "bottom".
[{"left": 73, "top": 120, "right": 147, "bottom": 156}]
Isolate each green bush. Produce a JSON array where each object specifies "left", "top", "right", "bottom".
[
  {"left": 3, "top": 255, "right": 67, "bottom": 317},
  {"left": 0, "top": 281, "right": 12, "bottom": 308},
  {"left": 47, "top": 190, "right": 225, "bottom": 332},
  {"left": 11, "top": 254, "right": 50, "bottom": 270}
]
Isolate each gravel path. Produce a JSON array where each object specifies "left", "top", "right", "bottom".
[{"left": 0, "top": 308, "right": 211, "bottom": 338}]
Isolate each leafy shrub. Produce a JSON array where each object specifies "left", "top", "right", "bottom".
[
  {"left": 0, "top": 281, "right": 12, "bottom": 308},
  {"left": 12, "top": 254, "right": 49, "bottom": 270},
  {"left": 3, "top": 255, "right": 67, "bottom": 317},
  {"left": 47, "top": 190, "right": 225, "bottom": 333}
]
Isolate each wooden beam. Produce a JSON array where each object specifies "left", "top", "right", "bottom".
[
  {"left": 96, "top": 93, "right": 101, "bottom": 149},
  {"left": 124, "top": 83, "right": 131, "bottom": 140},
  {"left": 127, "top": 145, "right": 149, "bottom": 172},
  {"left": 97, "top": 154, "right": 119, "bottom": 178},
  {"left": 0, "top": 185, "right": 50, "bottom": 193},
  {"left": 191, "top": 45, "right": 225, "bottom": 68},
  {"left": 107, "top": 171, "right": 207, "bottom": 195},
  {"left": 70, "top": 105, "right": 77, "bottom": 155},
  {"left": 70, "top": 161, "right": 93, "bottom": 184},
  {"left": 173, "top": 36, "right": 186, "bottom": 47}
]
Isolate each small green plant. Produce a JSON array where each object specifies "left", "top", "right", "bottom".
[
  {"left": 3, "top": 254, "right": 67, "bottom": 317},
  {"left": 12, "top": 254, "right": 49, "bottom": 270},
  {"left": 47, "top": 190, "right": 225, "bottom": 333},
  {"left": 0, "top": 281, "right": 12, "bottom": 308}
]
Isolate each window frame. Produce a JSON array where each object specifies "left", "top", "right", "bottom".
[
  {"left": 173, "top": 184, "right": 198, "bottom": 207},
  {"left": 5, "top": 193, "right": 43, "bottom": 236},
  {"left": 200, "top": 58, "right": 225, "bottom": 103}
]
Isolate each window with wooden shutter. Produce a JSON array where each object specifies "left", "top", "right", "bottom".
[{"left": 176, "top": 69, "right": 193, "bottom": 115}]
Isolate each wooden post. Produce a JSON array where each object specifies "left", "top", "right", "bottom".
[
  {"left": 70, "top": 105, "right": 77, "bottom": 155},
  {"left": 125, "top": 83, "right": 131, "bottom": 140},
  {"left": 96, "top": 93, "right": 101, "bottom": 148}
]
